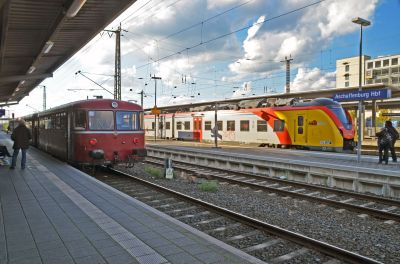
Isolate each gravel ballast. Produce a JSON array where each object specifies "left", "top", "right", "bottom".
[{"left": 115, "top": 162, "right": 400, "bottom": 263}]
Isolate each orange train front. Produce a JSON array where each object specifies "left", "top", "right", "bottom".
[{"left": 145, "top": 98, "right": 355, "bottom": 152}]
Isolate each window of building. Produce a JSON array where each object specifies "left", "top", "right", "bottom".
[
  {"left": 166, "top": 122, "right": 170, "bottom": 130},
  {"left": 184, "top": 121, "right": 190, "bottom": 130},
  {"left": 374, "top": 69, "right": 381, "bottom": 76},
  {"left": 366, "top": 79, "right": 373, "bottom": 84},
  {"left": 392, "top": 77, "right": 399, "bottom": 84},
  {"left": 383, "top": 59, "right": 389, "bottom": 67},
  {"left": 176, "top": 121, "right": 182, "bottom": 130},
  {"left": 392, "top": 58, "right": 398, "bottom": 66},
  {"left": 205, "top": 121, "right": 212, "bottom": 130},
  {"left": 217, "top": 121, "right": 223, "bottom": 131},
  {"left": 227, "top": 121, "right": 235, "bottom": 131},
  {"left": 345, "top": 75, "right": 349, "bottom": 80},
  {"left": 367, "top": 62, "right": 373, "bottom": 69},
  {"left": 382, "top": 78, "right": 389, "bottom": 84},
  {"left": 345, "top": 81, "right": 349, "bottom": 87},
  {"left": 381, "top": 68, "right": 389, "bottom": 75},
  {"left": 273, "top": 120, "right": 285, "bottom": 132},
  {"left": 74, "top": 110, "right": 86, "bottom": 130},
  {"left": 257, "top": 120, "right": 268, "bottom": 132},
  {"left": 375, "top": 61, "right": 381, "bottom": 68},
  {"left": 375, "top": 79, "right": 382, "bottom": 84},
  {"left": 345, "top": 65, "right": 349, "bottom": 72},
  {"left": 240, "top": 120, "right": 250, "bottom": 132},
  {"left": 392, "top": 67, "right": 399, "bottom": 74}
]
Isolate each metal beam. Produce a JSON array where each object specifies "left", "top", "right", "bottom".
[{"left": 0, "top": 73, "right": 53, "bottom": 83}]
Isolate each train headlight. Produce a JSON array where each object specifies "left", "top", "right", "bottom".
[
  {"left": 133, "top": 138, "right": 139, "bottom": 144},
  {"left": 89, "top": 138, "right": 98, "bottom": 146}
]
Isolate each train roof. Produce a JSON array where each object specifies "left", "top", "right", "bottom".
[
  {"left": 293, "top": 98, "right": 342, "bottom": 107},
  {"left": 23, "top": 99, "right": 142, "bottom": 118}
]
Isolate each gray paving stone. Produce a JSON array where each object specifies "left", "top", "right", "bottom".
[
  {"left": 8, "top": 247, "right": 40, "bottom": 261},
  {"left": 105, "top": 252, "right": 137, "bottom": 264},
  {"left": 182, "top": 244, "right": 211, "bottom": 255},
  {"left": 160, "top": 230, "right": 186, "bottom": 240},
  {"left": 98, "top": 245, "right": 127, "bottom": 258},
  {"left": 36, "top": 239, "right": 65, "bottom": 252},
  {"left": 194, "top": 251, "right": 227, "bottom": 264},
  {"left": 154, "top": 244, "right": 183, "bottom": 256},
  {"left": 74, "top": 254, "right": 107, "bottom": 264},
  {"left": 143, "top": 237, "right": 171, "bottom": 248},
  {"left": 91, "top": 238, "right": 119, "bottom": 249},
  {"left": 41, "top": 254, "right": 75, "bottom": 264},
  {"left": 136, "top": 253, "right": 169, "bottom": 264},
  {"left": 170, "top": 236, "right": 198, "bottom": 247},
  {"left": 9, "top": 257, "right": 42, "bottom": 264},
  {"left": 165, "top": 252, "right": 202, "bottom": 264},
  {"left": 65, "top": 242, "right": 99, "bottom": 258}
]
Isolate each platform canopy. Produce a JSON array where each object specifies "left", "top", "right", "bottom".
[{"left": 0, "top": 0, "right": 137, "bottom": 106}]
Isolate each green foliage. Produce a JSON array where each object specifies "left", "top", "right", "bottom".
[
  {"left": 144, "top": 166, "right": 162, "bottom": 178},
  {"left": 198, "top": 180, "right": 219, "bottom": 192}
]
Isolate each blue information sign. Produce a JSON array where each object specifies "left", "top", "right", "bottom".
[
  {"left": 0, "top": 109, "right": 5, "bottom": 117},
  {"left": 333, "top": 89, "right": 391, "bottom": 102}
]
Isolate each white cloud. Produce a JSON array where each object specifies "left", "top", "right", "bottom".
[{"left": 291, "top": 68, "right": 336, "bottom": 92}]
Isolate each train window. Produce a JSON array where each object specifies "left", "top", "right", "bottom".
[
  {"left": 327, "top": 105, "right": 351, "bottom": 130},
  {"left": 298, "top": 127, "right": 303, "bottom": 134},
  {"left": 257, "top": 120, "right": 268, "bottom": 132},
  {"left": 205, "top": 121, "right": 212, "bottom": 130},
  {"left": 184, "top": 121, "right": 190, "bottom": 130},
  {"left": 166, "top": 122, "right": 171, "bottom": 130},
  {"left": 227, "top": 121, "right": 235, "bottom": 131},
  {"left": 240, "top": 120, "right": 249, "bottom": 132},
  {"left": 60, "top": 112, "right": 66, "bottom": 129},
  {"left": 88, "top": 111, "right": 114, "bottom": 130},
  {"left": 177, "top": 122, "right": 182, "bottom": 130},
  {"left": 116, "top": 111, "right": 139, "bottom": 130},
  {"left": 273, "top": 120, "right": 285, "bottom": 132},
  {"left": 217, "top": 121, "right": 223, "bottom": 131},
  {"left": 74, "top": 110, "right": 86, "bottom": 130},
  {"left": 298, "top": 116, "right": 304, "bottom": 126}
]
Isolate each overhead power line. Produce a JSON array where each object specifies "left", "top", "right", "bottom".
[{"left": 136, "top": 0, "right": 325, "bottom": 69}]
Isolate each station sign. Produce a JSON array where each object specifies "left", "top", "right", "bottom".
[
  {"left": 333, "top": 88, "right": 391, "bottom": 102},
  {"left": 0, "top": 109, "right": 5, "bottom": 117}
]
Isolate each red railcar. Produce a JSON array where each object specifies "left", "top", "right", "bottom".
[{"left": 24, "top": 99, "right": 146, "bottom": 166}]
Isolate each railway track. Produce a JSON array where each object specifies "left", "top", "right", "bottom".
[
  {"left": 94, "top": 166, "right": 381, "bottom": 264},
  {"left": 145, "top": 157, "right": 400, "bottom": 222}
]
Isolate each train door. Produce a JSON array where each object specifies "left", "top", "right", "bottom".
[
  {"left": 67, "top": 111, "right": 73, "bottom": 161},
  {"left": 293, "top": 114, "right": 306, "bottom": 145},
  {"left": 193, "top": 116, "right": 202, "bottom": 141}
]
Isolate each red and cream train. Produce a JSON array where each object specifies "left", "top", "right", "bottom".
[{"left": 23, "top": 99, "right": 146, "bottom": 166}]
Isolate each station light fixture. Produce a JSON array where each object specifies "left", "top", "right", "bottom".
[
  {"left": 43, "top": 41, "right": 54, "bottom": 54},
  {"left": 28, "top": 66, "right": 36, "bottom": 74},
  {"left": 66, "top": 0, "right": 87, "bottom": 18}
]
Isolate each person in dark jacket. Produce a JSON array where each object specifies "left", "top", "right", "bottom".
[
  {"left": 10, "top": 119, "right": 31, "bottom": 169},
  {"left": 385, "top": 120, "right": 399, "bottom": 162},
  {"left": 376, "top": 126, "right": 392, "bottom": 165}
]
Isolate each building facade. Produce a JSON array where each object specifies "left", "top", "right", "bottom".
[{"left": 336, "top": 54, "right": 400, "bottom": 88}]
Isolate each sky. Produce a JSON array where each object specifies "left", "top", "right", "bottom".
[{"left": 7, "top": 0, "right": 400, "bottom": 116}]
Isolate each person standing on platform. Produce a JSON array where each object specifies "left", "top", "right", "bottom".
[
  {"left": 385, "top": 120, "right": 399, "bottom": 162},
  {"left": 376, "top": 125, "right": 392, "bottom": 165},
  {"left": 10, "top": 119, "right": 31, "bottom": 169}
]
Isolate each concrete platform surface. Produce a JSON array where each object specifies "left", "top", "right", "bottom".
[{"left": 0, "top": 132, "right": 262, "bottom": 264}]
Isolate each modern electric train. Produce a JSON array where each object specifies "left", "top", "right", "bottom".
[{"left": 144, "top": 98, "right": 355, "bottom": 152}]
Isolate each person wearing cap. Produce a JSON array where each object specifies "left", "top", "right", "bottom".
[{"left": 10, "top": 119, "right": 31, "bottom": 169}]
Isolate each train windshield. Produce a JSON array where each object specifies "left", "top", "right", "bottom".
[
  {"left": 116, "top": 111, "right": 141, "bottom": 130},
  {"left": 327, "top": 105, "right": 351, "bottom": 129},
  {"left": 88, "top": 111, "right": 114, "bottom": 130}
]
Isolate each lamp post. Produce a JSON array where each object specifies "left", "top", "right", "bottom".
[{"left": 352, "top": 17, "right": 371, "bottom": 163}]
